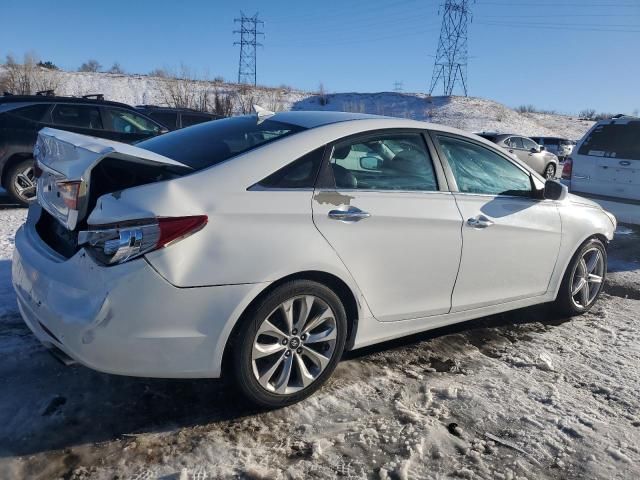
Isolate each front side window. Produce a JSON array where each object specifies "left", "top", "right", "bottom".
[
  {"left": 51, "top": 104, "right": 103, "bottom": 129},
  {"left": 138, "top": 116, "right": 306, "bottom": 171},
  {"left": 521, "top": 137, "right": 538, "bottom": 151},
  {"left": 329, "top": 132, "right": 438, "bottom": 191},
  {"left": 437, "top": 136, "right": 532, "bottom": 196},
  {"left": 105, "top": 108, "right": 162, "bottom": 134}
]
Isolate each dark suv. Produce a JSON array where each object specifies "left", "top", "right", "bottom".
[
  {"left": 135, "top": 105, "right": 222, "bottom": 131},
  {"left": 0, "top": 93, "right": 168, "bottom": 204}
]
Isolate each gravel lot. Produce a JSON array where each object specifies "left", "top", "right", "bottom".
[{"left": 0, "top": 196, "right": 638, "bottom": 480}]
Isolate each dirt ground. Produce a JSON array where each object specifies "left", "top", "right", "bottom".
[{"left": 0, "top": 198, "right": 638, "bottom": 480}]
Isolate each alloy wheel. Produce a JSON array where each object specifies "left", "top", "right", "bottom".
[
  {"left": 13, "top": 165, "right": 37, "bottom": 202},
  {"left": 251, "top": 295, "right": 338, "bottom": 395},
  {"left": 544, "top": 164, "right": 556, "bottom": 179},
  {"left": 570, "top": 247, "right": 604, "bottom": 309}
]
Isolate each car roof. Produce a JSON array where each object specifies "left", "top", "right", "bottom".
[{"left": 0, "top": 94, "right": 135, "bottom": 110}]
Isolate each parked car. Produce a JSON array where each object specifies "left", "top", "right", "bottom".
[
  {"left": 13, "top": 112, "right": 616, "bottom": 407},
  {"left": 530, "top": 136, "right": 575, "bottom": 160},
  {"left": 563, "top": 116, "right": 640, "bottom": 201},
  {"left": 0, "top": 92, "right": 168, "bottom": 204},
  {"left": 476, "top": 133, "right": 559, "bottom": 179},
  {"left": 136, "top": 105, "right": 222, "bottom": 131}
]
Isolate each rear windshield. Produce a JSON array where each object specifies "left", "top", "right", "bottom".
[
  {"left": 137, "top": 116, "right": 306, "bottom": 170},
  {"left": 578, "top": 122, "right": 640, "bottom": 160},
  {"left": 477, "top": 134, "right": 497, "bottom": 142}
]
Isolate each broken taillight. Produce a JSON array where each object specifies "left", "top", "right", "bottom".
[
  {"left": 56, "top": 181, "right": 81, "bottom": 210},
  {"left": 78, "top": 215, "right": 208, "bottom": 265},
  {"left": 561, "top": 158, "right": 573, "bottom": 180}
]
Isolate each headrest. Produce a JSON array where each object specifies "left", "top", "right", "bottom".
[{"left": 332, "top": 144, "right": 351, "bottom": 160}]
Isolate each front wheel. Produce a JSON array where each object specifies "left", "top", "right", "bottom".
[
  {"left": 553, "top": 238, "right": 607, "bottom": 316},
  {"left": 543, "top": 163, "right": 557, "bottom": 179},
  {"left": 5, "top": 159, "right": 37, "bottom": 205},
  {"left": 231, "top": 280, "right": 347, "bottom": 408}
]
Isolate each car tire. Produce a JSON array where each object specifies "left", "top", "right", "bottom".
[
  {"left": 231, "top": 280, "right": 347, "bottom": 408},
  {"left": 5, "top": 158, "right": 37, "bottom": 206},
  {"left": 553, "top": 238, "right": 607, "bottom": 316},
  {"left": 543, "top": 163, "right": 556, "bottom": 179}
]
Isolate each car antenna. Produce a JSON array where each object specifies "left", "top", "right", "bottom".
[{"left": 254, "top": 105, "right": 275, "bottom": 124}]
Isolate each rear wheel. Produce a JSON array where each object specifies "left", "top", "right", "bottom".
[
  {"left": 543, "top": 163, "right": 556, "bottom": 179},
  {"left": 5, "top": 159, "right": 37, "bottom": 205},
  {"left": 232, "top": 280, "right": 347, "bottom": 408},
  {"left": 553, "top": 238, "right": 607, "bottom": 316}
]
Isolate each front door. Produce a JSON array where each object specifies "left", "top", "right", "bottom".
[
  {"left": 312, "top": 130, "right": 463, "bottom": 322},
  {"left": 433, "top": 134, "right": 562, "bottom": 311}
]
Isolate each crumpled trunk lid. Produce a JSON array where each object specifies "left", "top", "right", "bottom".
[{"left": 34, "top": 128, "right": 189, "bottom": 230}]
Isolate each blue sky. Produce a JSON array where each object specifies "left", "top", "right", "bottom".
[{"left": 1, "top": 0, "right": 639, "bottom": 114}]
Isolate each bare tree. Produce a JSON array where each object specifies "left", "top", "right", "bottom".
[
  {"left": 78, "top": 59, "right": 102, "bottom": 72},
  {"left": 149, "top": 68, "right": 168, "bottom": 78},
  {"left": 318, "top": 82, "right": 328, "bottom": 106},
  {"left": 579, "top": 109, "right": 597, "bottom": 120},
  {"left": 265, "top": 89, "right": 285, "bottom": 113},
  {"left": 157, "top": 65, "right": 213, "bottom": 111},
  {"left": 0, "top": 53, "right": 60, "bottom": 94},
  {"left": 214, "top": 88, "right": 234, "bottom": 117},
  {"left": 107, "top": 62, "right": 124, "bottom": 74},
  {"left": 235, "top": 84, "right": 258, "bottom": 114}
]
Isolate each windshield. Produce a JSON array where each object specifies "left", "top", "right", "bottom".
[
  {"left": 137, "top": 116, "right": 306, "bottom": 170},
  {"left": 578, "top": 122, "right": 640, "bottom": 160}
]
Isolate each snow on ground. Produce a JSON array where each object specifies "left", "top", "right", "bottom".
[
  {"left": 0, "top": 195, "right": 638, "bottom": 480},
  {"left": 0, "top": 67, "right": 594, "bottom": 140}
]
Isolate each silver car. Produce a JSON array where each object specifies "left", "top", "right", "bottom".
[
  {"left": 530, "top": 137, "right": 575, "bottom": 161},
  {"left": 477, "top": 133, "right": 559, "bottom": 179}
]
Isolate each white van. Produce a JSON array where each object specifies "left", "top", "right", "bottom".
[{"left": 563, "top": 116, "right": 640, "bottom": 201}]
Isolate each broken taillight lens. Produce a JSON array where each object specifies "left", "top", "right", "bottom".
[
  {"left": 56, "top": 181, "right": 81, "bottom": 210},
  {"left": 561, "top": 158, "right": 573, "bottom": 180},
  {"left": 78, "top": 215, "right": 208, "bottom": 265}
]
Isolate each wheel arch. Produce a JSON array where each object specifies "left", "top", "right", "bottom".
[
  {"left": 552, "top": 233, "right": 609, "bottom": 300},
  {"left": 220, "top": 270, "right": 360, "bottom": 378}
]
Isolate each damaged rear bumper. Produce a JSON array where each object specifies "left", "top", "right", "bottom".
[{"left": 12, "top": 207, "right": 264, "bottom": 378}]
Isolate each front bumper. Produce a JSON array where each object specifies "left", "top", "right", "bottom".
[{"left": 12, "top": 207, "right": 266, "bottom": 378}]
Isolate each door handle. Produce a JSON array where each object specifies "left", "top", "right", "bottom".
[
  {"left": 467, "top": 215, "right": 494, "bottom": 229},
  {"left": 328, "top": 207, "right": 371, "bottom": 222}
]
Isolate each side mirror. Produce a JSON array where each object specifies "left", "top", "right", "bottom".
[
  {"left": 543, "top": 179, "right": 568, "bottom": 201},
  {"left": 539, "top": 145, "right": 545, "bottom": 152},
  {"left": 359, "top": 156, "right": 383, "bottom": 170},
  {"left": 530, "top": 147, "right": 539, "bottom": 154}
]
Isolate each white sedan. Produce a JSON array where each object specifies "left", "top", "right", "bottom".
[{"left": 12, "top": 111, "right": 616, "bottom": 407}]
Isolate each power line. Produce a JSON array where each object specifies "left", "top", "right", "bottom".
[
  {"left": 234, "top": 12, "right": 264, "bottom": 85},
  {"left": 429, "top": 0, "right": 474, "bottom": 96}
]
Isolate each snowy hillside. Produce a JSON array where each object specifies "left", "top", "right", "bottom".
[{"left": 1, "top": 67, "right": 594, "bottom": 140}]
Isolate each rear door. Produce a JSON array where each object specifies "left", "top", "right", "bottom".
[
  {"left": 312, "top": 130, "right": 463, "bottom": 322},
  {"left": 572, "top": 120, "right": 640, "bottom": 201},
  {"left": 432, "top": 133, "right": 562, "bottom": 311}
]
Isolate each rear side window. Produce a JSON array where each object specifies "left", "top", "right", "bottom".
[
  {"left": 257, "top": 147, "right": 325, "bottom": 189},
  {"left": 148, "top": 111, "right": 178, "bottom": 129},
  {"left": 12, "top": 104, "right": 49, "bottom": 121},
  {"left": 138, "top": 116, "right": 305, "bottom": 171},
  {"left": 181, "top": 113, "right": 211, "bottom": 128},
  {"left": 104, "top": 108, "right": 161, "bottom": 134},
  {"left": 51, "top": 104, "right": 103, "bottom": 129},
  {"left": 578, "top": 122, "right": 640, "bottom": 160},
  {"left": 507, "top": 137, "right": 524, "bottom": 149}
]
